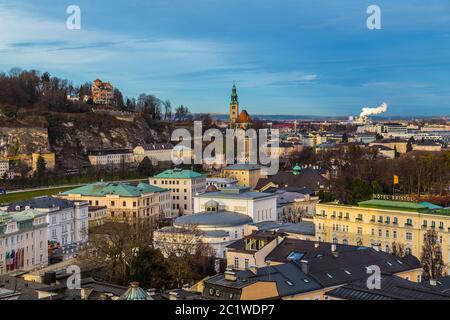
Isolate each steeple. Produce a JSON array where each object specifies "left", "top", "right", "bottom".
[
  {"left": 229, "top": 83, "right": 239, "bottom": 128},
  {"left": 231, "top": 83, "right": 238, "bottom": 104}
]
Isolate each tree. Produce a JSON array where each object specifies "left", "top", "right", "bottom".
[
  {"left": 391, "top": 242, "right": 406, "bottom": 257},
  {"left": 420, "top": 229, "right": 446, "bottom": 281},
  {"left": 174, "top": 105, "right": 191, "bottom": 122},
  {"left": 341, "top": 132, "right": 349, "bottom": 143},
  {"left": 138, "top": 156, "right": 154, "bottom": 176},
  {"left": 36, "top": 155, "right": 47, "bottom": 179},
  {"left": 163, "top": 99, "right": 172, "bottom": 120},
  {"left": 112, "top": 88, "right": 125, "bottom": 110},
  {"left": 137, "top": 94, "right": 162, "bottom": 120}
]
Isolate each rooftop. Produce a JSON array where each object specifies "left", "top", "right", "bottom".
[
  {"left": 326, "top": 274, "right": 450, "bottom": 300},
  {"left": 223, "top": 164, "right": 261, "bottom": 171},
  {"left": 61, "top": 182, "right": 166, "bottom": 198},
  {"left": 358, "top": 199, "right": 430, "bottom": 213},
  {"left": 174, "top": 210, "right": 253, "bottom": 228},
  {"left": 195, "top": 187, "right": 276, "bottom": 200},
  {"left": 153, "top": 168, "right": 204, "bottom": 179}
]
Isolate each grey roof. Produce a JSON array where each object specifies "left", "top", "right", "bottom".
[
  {"left": 326, "top": 274, "right": 450, "bottom": 300},
  {"left": 157, "top": 226, "right": 229, "bottom": 238},
  {"left": 223, "top": 164, "right": 261, "bottom": 171},
  {"left": 250, "top": 221, "right": 294, "bottom": 231},
  {"left": 174, "top": 211, "right": 253, "bottom": 228},
  {"left": 278, "top": 221, "right": 316, "bottom": 236},
  {"left": 195, "top": 187, "right": 276, "bottom": 200},
  {"left": 254, "top": 168, "right": 330, "bottom": 192},
  {"left": 204, "top": 262, "right": 322, "bottom": 298},
  {"left": 7, "top": 196, "right": 74, "bottom": 212}
]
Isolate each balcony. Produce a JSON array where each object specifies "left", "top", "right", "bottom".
[
  {"left": 404, "top": 223, "right": 413, "bottom": 227},
  {"left": 355, "top": 217, "right": 363, "bottom": 222}
]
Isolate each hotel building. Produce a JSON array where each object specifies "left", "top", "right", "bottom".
[{"left": 315, "top": 199, "right": 450, "bottom": 272}]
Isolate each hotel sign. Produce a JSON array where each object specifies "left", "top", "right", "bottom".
[{"left": 373, "top": 194, "right": 417, "bottom": 202}]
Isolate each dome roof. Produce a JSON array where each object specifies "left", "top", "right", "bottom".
[
  {"left": 174, "top": 211, "right": 253, "bottom": 228},
  {"left": 119, "top": 282, "right": 152, "bottom": 300},
  {"left": 205, "top": 199, "right": 219, "bottom": 211},
  {"left": 237, "top": 110, "right": 250, "bottom": 123},
  {"left": 205, "top": 185, "right": 218, "bottom": 193}
]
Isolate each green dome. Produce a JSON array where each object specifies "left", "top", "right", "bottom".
[
  {"left": 119, "top": 282, "right": 152, "bottom": 300},
  {"left": 293, "top": 163, "right": 302, "bottom": 175}
]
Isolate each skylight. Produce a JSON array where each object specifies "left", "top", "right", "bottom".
[{"left": 326, "top": 273, "right": 334, "bottom": 279}]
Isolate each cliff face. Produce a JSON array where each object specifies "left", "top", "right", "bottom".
[{"left": 0, "top": 109, "right": 172, "bottom": 170}]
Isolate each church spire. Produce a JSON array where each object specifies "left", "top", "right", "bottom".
[{"left": 231, "top": 82, "right": 238, "bottom": 104}]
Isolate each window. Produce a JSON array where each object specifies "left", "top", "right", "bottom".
[
  {"left": 234, "top": 257, "right": 239, "bottom": 269},
  {"left": 357, "top": 227, "right": 362, "bottom": 235},
  {"left": 406, "top": 232, "right": 412, "bottom": 241},
  {"left": 244, "top": 259, "right": 249, "bottom": 269},
  {"left": 393, "top": 231, "right": 397, "bottom": 239}
]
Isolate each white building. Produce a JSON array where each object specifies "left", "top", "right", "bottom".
[
  {"left": 133, "top": 143, "right": 174, "bottom": 165},
  {"left": 193, "top": 186, "right": 278, "bottom": 223},
  {"left": 154, "top": 200, "right": 254, "bottom": 258},
  {"left": 0, "top": 160, "right": 12, "bottom": 179},
  {"left": 88, "top": 148, "right": 134, "bottom": 167},
  {"left": 5, "top": 197, "right": 89, "bottom": 252}
]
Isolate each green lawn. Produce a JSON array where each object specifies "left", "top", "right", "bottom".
[{"left": 0, "top": 187, "right": 74, "bottom": 205}]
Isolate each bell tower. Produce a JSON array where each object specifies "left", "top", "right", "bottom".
[{"left": 229, "top": 83, "right": 239, "bottom": 128}]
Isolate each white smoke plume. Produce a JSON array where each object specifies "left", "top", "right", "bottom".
[{"left": 360, "top": 102, "right": 388, "bottom": 118}]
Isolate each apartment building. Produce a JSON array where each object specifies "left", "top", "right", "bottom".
[
  {"left": 151, "top": 169, "right": 206, "bottom": 216},
  {"left": 59, "top": 182, "right": 168, "bottom": 222},
  {"left": 5, "top": 196, "right": 89, "bottom": 249},
  {"left": 88, "top": 148, "right": 134, "bottom": 167},
  {"left": 315, "top": 198, "right": 450, "bottom": 272},
  {"left": 0, "top": 209, "right": 48, "bottom": 275}
]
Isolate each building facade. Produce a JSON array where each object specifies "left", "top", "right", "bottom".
[
  {"left": 193, "top": 186, "right": 278, "bottom": 224},
  {"left": 315, "top": 199, "right": 450, "bottom": 272},
  {"left": 88, "top": 148, "right": 134, "bottom": 167},
  {"left": 0, "top": 209, "right": 48, "bottom": 275},
  {"left": 92, "top": 78, "right": 114, "bottom": 105},
  {"left": 151, "top": 169, "right": 206, "bottom": 216},
  {"left": 222, "top": 164, "right": 262, "bottom": 189},
  {"left": 133, "top": 143, "right": 174, "bottom": 164},
  {"left": 5, "top": 196, "right": 89, "bottom": 250},
  {"left": 59, "top": 182, "right": 167, "bottom": 222}
]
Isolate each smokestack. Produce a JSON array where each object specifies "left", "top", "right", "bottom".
[
  {"left": 359, "top": 102, "right": 388, "bottom": 118},
  {"left": 300, "top": 260, "right": 309, "bottom": 274}
]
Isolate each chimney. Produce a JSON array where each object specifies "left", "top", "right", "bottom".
[
  {"left": 300, "top": 260, "right": 309, "bottom": 274},
  {"left": 429, "top": 279, "right": 437, "bottom": 286},
  {"left": 147, "top": 288, "right": 156, "bottom": 297},
  {"left": 314, "top": 242, "right": 320, "bottom": 249},
  {"left": 224, "top": 270, "right": 238, "bottom": 281},
  {"left": 169, "top": 291, "right": 178, "bottom": 300},
  {"left": 331, "top": 244, "right": 337, "bottom": 252}
]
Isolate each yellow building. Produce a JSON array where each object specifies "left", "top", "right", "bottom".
[
  {"left": 58, "top": 182, "right": 168, "bottom": 222},
  {"left": 315, "top": 198, "right": 450, "bottom": 272},
  {"left": 222, "top": 164, "right": 262, "bottom": 189}
]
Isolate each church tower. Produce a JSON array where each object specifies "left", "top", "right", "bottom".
[{"left": 229, "top": 83, "right": 239, "bottom": 128}]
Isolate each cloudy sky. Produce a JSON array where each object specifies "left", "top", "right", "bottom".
[{"left": 1, "top": 0, "right": 449, "bottom": 116}]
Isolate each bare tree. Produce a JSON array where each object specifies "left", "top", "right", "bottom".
[{"left": 420, "top": 229, "right": 446, "bottom": 281}]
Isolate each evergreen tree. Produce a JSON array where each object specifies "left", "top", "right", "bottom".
[{"left": 138, "top": 156, "right": 154, "bottom": 176}]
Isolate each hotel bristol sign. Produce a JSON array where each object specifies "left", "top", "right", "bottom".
[{"left": 373, "top": 194, "right": 416, "bottom": 203}]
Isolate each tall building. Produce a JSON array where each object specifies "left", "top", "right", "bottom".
[
  {"left": 151, "top": 169, "right": 206, "bottom": 216},
  {"left": 229, "top": 83, "right": 239, "bottom": 128}
]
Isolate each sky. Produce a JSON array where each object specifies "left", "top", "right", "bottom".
[{"left": 0, "top": 0, "right": 449, "bottom": 117}]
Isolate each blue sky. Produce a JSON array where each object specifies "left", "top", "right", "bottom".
[{"left": 0, "top": 0, "right": 449, "bottom": 116}]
